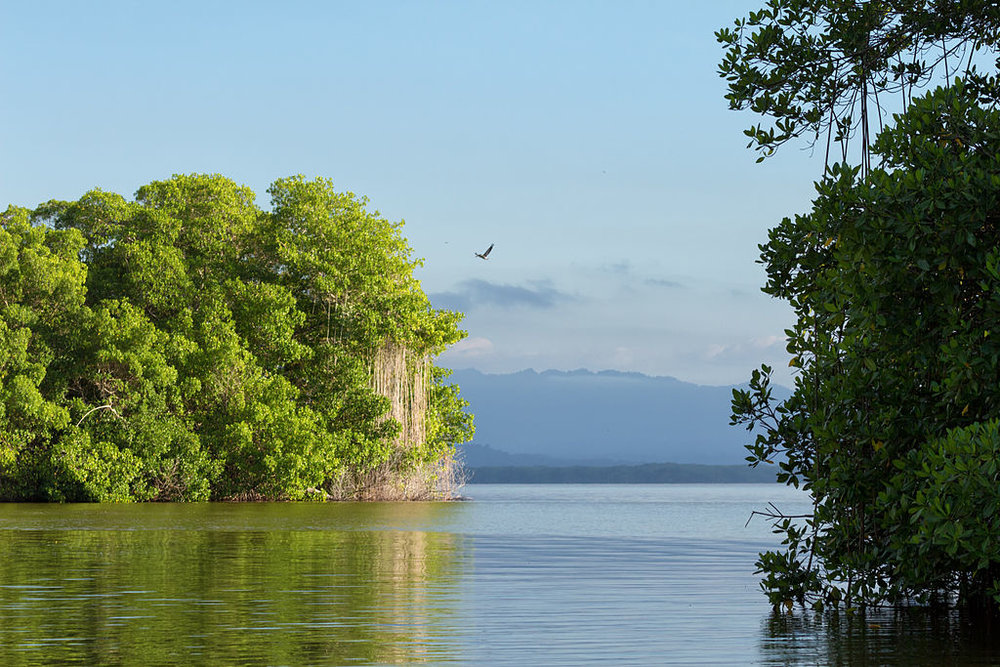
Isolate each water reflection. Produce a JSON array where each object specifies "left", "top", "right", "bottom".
[
  {"left": 9, "top": 486, "right": 992, "bottom": 664},
  {"left": 759, "top": 607, "right": 1000, "bottom": 665},
  {"left": 0, "top": 504, "right": 466, "bottom": 665}
]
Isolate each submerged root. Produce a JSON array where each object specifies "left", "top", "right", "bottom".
[{"left": 326, "top": 453, "right": 467, "bottom": 501}]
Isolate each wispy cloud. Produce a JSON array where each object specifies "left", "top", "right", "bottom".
[
  {"left": 644, "top": 277, "right": 684, "bottom": 289},
  {"left": 587, "top": 260, "right": 687, "bottom": 292},
  {"left": 603, "top": 260, "right": 633, "bottom": 275},
  {"left": 431, "top": 279, "right": 574, "bottom": 311},
  {"left": 446, "top": 337, "right": 495, "bottom": 358},
  {"left": 704, "top": 334, "right": 786, "bottom": 361}
]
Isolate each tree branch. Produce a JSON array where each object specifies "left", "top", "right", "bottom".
[{"left": 76, "top": 404, "right": 124, "bottom": 427}]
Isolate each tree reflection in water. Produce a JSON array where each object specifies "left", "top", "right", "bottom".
[
  {"left": 0, "top": 503, "right": 466, "bottom": 665},
  {"left": 759, "top": 607, "right": 1000, "bottom": 666}
]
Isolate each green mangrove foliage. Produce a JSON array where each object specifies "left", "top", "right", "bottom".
[
  {"left": 722, "top": 1, "right": 1000, "bottom": 614},
  {"left": 0, "top": 174, "right": 473, "bottom": 501},
  {"left": 717, "top": 0, "right": 1000, "bottom": 164}
]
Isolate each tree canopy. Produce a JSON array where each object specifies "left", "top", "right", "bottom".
[
  {"left": 0, "top": 174, "right": 472, "bottom": 501},
  {"left": 718, "top": 0, "right": 1000, "bottom": 167},
  {"left": 723, "top": 2, "right": 1000, "bottom": 615}
]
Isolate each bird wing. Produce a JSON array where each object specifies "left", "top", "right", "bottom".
[{"left": 482, "top": 243, "right": 494, "bottom": 257}]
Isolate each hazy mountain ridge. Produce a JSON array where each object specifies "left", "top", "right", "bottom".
[
  {"left": 459, "top": 443, "right": 627, "bottom": 468},
  {"left": 453, "top": 368, "right": 785, "bottom": 466},
  {"left": 466, "top": 463, "right": 778, "bottom": 484}
]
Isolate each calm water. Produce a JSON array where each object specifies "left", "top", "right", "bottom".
[{"left": 0, "top": 484, "right": 997, "bottom": 665}]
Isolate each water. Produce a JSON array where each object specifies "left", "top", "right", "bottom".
[{"left": 0, "top": 484, "right": 996, "bottom": 665}]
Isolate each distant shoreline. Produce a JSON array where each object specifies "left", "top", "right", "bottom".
[{"left": 465, "top": 463, "right": 777, "bottom": 484}]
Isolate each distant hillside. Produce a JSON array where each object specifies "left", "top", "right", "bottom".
[
  {"left": 460, "top": 443, "right": 626, "bottom": 467},
  {"left": 452, "top": 368, "right": 785, "bottom": 466},
  {"left": 466, "top": 462, "right": 778, "bottom": 484}
]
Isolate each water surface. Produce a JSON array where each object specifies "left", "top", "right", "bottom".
[{"left": 1, "top": 484, "right": 996, "bottom": 664}]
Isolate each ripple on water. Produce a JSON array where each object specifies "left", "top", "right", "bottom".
[{"left": 1, "top": 486, "right": 994, "bottom": 665}]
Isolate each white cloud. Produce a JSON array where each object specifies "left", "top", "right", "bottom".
[
  {"left": 752, "top": 334, "right": 783, "bottom": 349},
  {"left": 445, "top": 337, "right": 495, "bottom": 358},
  {"left": 611, "top": 346, "right": 635, "bottom": 367},
  {"left": 703, "top": 333, "right": 785, "bottom": 362},
  {"left": 705, "top": 343, "right": 729, "bottom": 360}
]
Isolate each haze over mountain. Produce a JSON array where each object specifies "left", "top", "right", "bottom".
[{"left": 452, "top": 368, "right": 781, "bottom": 467}]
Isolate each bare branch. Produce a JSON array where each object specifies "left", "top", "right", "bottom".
[{"left": 745, "top": 501, "right": 812, "bottom": 528}]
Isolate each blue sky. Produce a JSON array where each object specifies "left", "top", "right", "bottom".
[{"left": 1, "top": 1, "right": 821, "bottom": 386}]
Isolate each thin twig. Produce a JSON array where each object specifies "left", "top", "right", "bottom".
[{"left": 745, "top": 503, "right": 812, "bottom": 528}]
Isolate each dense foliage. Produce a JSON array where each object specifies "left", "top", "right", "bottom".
[
  {"left": 0, "top": 174, "right": 473, "bottom": 501},
  {"left": 722, "top": 2, "right": 1000, "bottom": 614}
]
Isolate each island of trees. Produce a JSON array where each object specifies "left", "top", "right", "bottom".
[
  {"left": 722, "top": 1, "right": 1000, "bottom": 616},
  {"left": 0, "top": 174, "right": 473, "bottom": 502}
]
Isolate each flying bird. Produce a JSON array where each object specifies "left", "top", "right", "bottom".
[{"left": 475, "top": 243, "right": 494, "bottom": 260}]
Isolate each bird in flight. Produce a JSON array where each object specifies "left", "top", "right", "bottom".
[{"left": 475, "top": 243, "right": 494, "bottom": 260}]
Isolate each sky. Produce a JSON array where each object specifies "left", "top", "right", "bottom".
[{"left": 1, "top": 0, "right": 823, "bottom": 387}]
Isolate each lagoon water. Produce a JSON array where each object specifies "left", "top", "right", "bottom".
[{"left": 0, "top": 484, "right": 997, "bottom": 665}]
